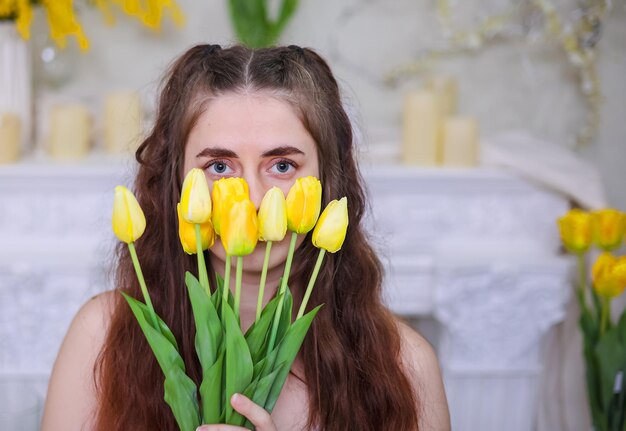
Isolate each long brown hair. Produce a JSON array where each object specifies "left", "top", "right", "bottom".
[{"left": 94, "top": 44, "right": 419, "bottom": 431}]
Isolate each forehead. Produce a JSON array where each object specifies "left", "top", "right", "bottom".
[{"left": 186, "top": 92, "right": 316, "bottom": 155}]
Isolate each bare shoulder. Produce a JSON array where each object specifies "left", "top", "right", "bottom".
[
  {"left": 395, "top": 318, "right": 451, "bottom": 431},
  {"left": 41, "top": 290, "right": 117, "bottom": 431}
]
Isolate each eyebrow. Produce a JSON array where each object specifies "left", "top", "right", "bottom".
[{"left": 196, "top": 145, "right": 305, "bottom": 159}]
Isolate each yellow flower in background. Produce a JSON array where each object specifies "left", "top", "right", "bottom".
[
  {"left": 558, "top": 209, "right": 592, "bottom": 254},
  {"left": 592, "top": 252, "right": 626, "bottom": 298},
  {"left": 220, "top": 195, "right": 258, "bottom": 256},
  {"left": 591, "top": 209, "right": 625, "bottom": 251},
  {"left": 212, "top": 177, "right": 249, "bottom": 235},
  {"left": 112, "top": 185, "right": 146, "bottom": 244},
  {"left": 41, "top": 0, "right": 89, "bottom": 50},
  {"left": 286, "top": 176, "right": 322, "bottom": 234},
  {"left": 312, "top": 197, "right": 349, "bottom": 253},
  {"left": 4, "top": 0, "right": 184, "bottom": 49},
  {"left": 180, "top": 168, "right": 212, "bottom": 224},
  {"left": 177, "top": 203, "right": 214, "bottom": 255},
  {"left": 258, "top": 187, "right": 287, "bottom": 242}
]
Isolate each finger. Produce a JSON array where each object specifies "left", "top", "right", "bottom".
[{"left": 231, "top": 393, "right": 275, "bottom": 430}]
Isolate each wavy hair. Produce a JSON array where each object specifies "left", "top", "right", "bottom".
[{"left": 94, "top": 44, "right": 419, "bottom": 431}]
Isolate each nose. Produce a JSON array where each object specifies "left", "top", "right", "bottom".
[{"left": 244, "top": 174, "right": 265, "bottom": 209}]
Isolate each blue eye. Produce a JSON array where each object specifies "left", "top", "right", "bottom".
[
  {"left": 271, "top": 159, "right": 295, "bottom": 174},
  {"left": 206, "top": 160, "right": 233, "bottom": 175}
]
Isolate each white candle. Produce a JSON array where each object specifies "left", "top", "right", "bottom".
[
  {"left": 441, "top": 116, "right": 479, "bottom": 167},
  {"left": 402, "top": 90, "right": 442, "bottom": 166},
  {"left": 0, "top": 112, "right": 21, "bottom": 164},
  {"left": 48, "top": 104, "right": 91, "bottom": 160},
  {"left": 104, "top": 91, "right": 143, "bottom": 154},
  {"left": 425, "top": 75, "right": 458, "bottom": 116}
]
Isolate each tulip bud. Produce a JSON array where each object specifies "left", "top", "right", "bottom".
[
  {"left": 286, "top": 176, "right": 322, "bottom": 234},
  {"left": 112, "top": 186, "right": 146, "bottom": 244},
  {"left": 558, "top": 209, "right": 592, "bottom": 254},
  {"left": 212, "top": 177, "right": 250, "bottom": 235},
  {"left": 258, "top": 187, "right": 288, "bottom": 242},
  {"left": 180, "top": 168, "right": 212, "bottom": 224},
  {"left": 176, "top": 203, "right": 215, "bottom": 255},
  {"left": 312, "top": 197, "right": 349, "bottom": 253},
  {"left": 220, "top": 195, "right": 258, "bottom": 256},
  {"left": 592, "top": 252, "right": 626, "bottom": 298},
  {"left": 591, "top": 209, "right": 625, "bottom": 251}
]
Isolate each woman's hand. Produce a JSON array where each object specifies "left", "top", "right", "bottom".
[{"left": 196, "top": 393, "right": 278, "bottom": 431}]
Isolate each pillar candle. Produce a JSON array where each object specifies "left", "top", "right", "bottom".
[
  {"left": 104, "top": 91, "right": 143, "bottom": 154},
  {"left": 0, "top": 112, "right": 21, "bottom": 164},
  {"left": 402, "top": 90, "right": 442, "bottom": 166},
  {"left": 425, "top": 76, "right": 458, "bottom": 116},
  {"left": 441, "top": 116, "right": 479, "bottom": 167},
  {"left": 48, "top": 104, "right": 91, "bottom": 160}
]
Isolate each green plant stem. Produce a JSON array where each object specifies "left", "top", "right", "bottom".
[
  {"left": 576, "top": 253, "right": 590, "bottom": 316},
  {"left": 128, "top": 242, "right": 159, "bottom": 329},
  {"left": 223, "top": 254, "right": 232, "bottom": 317},
  {"left": 267, "top": 232, "right": 298, "bottom": 353},
  {"left": 235, "top": 256, "right": 243, "bottom": 319},
  {"left": 194, "top": 223, "right": 210, "bottom": 296},
  {"left": 296, "top": 248, "right": 325, "bottom": 319},
  {"left": 256, "top": 241, "right": 273, "bottom": 322},
  {"left": 600, "top": 296, "right": 611, "bottom": 337}
]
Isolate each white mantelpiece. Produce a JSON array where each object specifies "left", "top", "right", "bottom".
[{"left": 0, "top": 160, "right": 572, "bottom": 430}]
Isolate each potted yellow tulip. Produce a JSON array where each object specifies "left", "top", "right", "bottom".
[
  {"left": 111, "top": 171, "right": 348, "bottom": 430},
  {"left": 558, "top": 209, "right": 626, "bottom": 431}
]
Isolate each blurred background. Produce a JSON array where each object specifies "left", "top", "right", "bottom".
[{"left": 0, "top": 0, "right": 625, "bottom": 430}]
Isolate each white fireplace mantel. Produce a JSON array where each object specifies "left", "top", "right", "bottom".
[{"left": 0, "top": 159, "right": 573, "bottom": 431}]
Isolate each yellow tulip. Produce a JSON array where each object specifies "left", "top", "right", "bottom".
[
  {"left": 591, "top": 209, "right": 625, "bottom": 251},
  {"left": 592, "top": 252, "right": 626, "bottom": 298},
  {"left": 557, "top": 209, "right": 592, "bottom": 254},
  {"left": 312, "top": 197, "right": 349, "bottom": 253},
  {"left": 286, "top": 176, "right": 322, "bottom": 234},
  {"left": 258, "top": 187, "right": 288, "bottom": 242},
  {"left": 112, "top": 185, "right": 146, "bottom": 244},
  {"left": 212, "top": 177, "right": 250, "bottom": 236},
  {"left": 220, "top": 195, "right": 258, "bottom": 256},
  {"left": 176, "top": 203, "right": 214, "bottom": 255},
  {"left": 180, "top": 168, "right": 212, "bottom": 224}
]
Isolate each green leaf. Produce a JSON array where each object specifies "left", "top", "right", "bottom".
[
  {"left": 267, "top": 0, "right": 299, "bottom": 44},
  {"left": 240, "top": 363, "right": 286, "bottom": 430},
  {"left": 212, "top": 273, "right": 235, "bottom": 319},
  {"left": 275, "top": 287, "right": 293, "bottom": 346},
  {"left": 264, "top": 305, "right": 322, "bottom": 413},
  {"left": 164, "top": 366, "right": 202, "bottom": 431},
  {"left": 223, "top": 302, "right": 253, "bottom": 424},
  {"left": 245, "top": 292, "right": 282, "bottom": 364},
  {"left": 199, "top": 349, "right": 224, "bottom": 424},
  {"left": 186, "top": 272, "right": 223, "bottom": 370},
  {"left": 122, "top": 293, "right": 200, "bottom": 430}
]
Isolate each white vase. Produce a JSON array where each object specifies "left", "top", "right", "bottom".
[{"left": 0, "top": 21, "right": 32, "bottom": 152}]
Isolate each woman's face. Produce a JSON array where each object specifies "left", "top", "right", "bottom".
[{"left": 183, "top": 91, "right": 320, "bottom": 274}]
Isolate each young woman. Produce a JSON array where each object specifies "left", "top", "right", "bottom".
[{"left": 41, "top": 44, "right": 450, "bottom": 431}]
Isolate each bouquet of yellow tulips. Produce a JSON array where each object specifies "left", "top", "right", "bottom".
[
  {"left": 558, "top": 209, "right": 626, "bottom": 431},
  {"left": 111, "top": 170, "right": 348, "bottom": 430}
]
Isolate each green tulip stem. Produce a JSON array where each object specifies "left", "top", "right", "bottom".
[
  {"left": 600, "top": 296, "right": 611, "bottom": 337},
  {"left": 267, "top": 232, "right": 299, "bottom": 353},
  {"left": 256, "top": 241, "right": 273, "bottom": 322},
  {"left": 297, "top": 248, "right": 325, "bottom": 320},
  {"left": 576, "top": 253, "right": 590, "bottom": 317},
  {"left": 194, "top": 223, "right": 210, "bottom": 296},
  {"left": 223, "top": 254, "right": 232, "bottom": 317},
  {"left": 128, "top": 242, "right": 159, "bottom": 329},
  {"left": 235, "top": 256, "right": 243, "bottom": 319}
]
